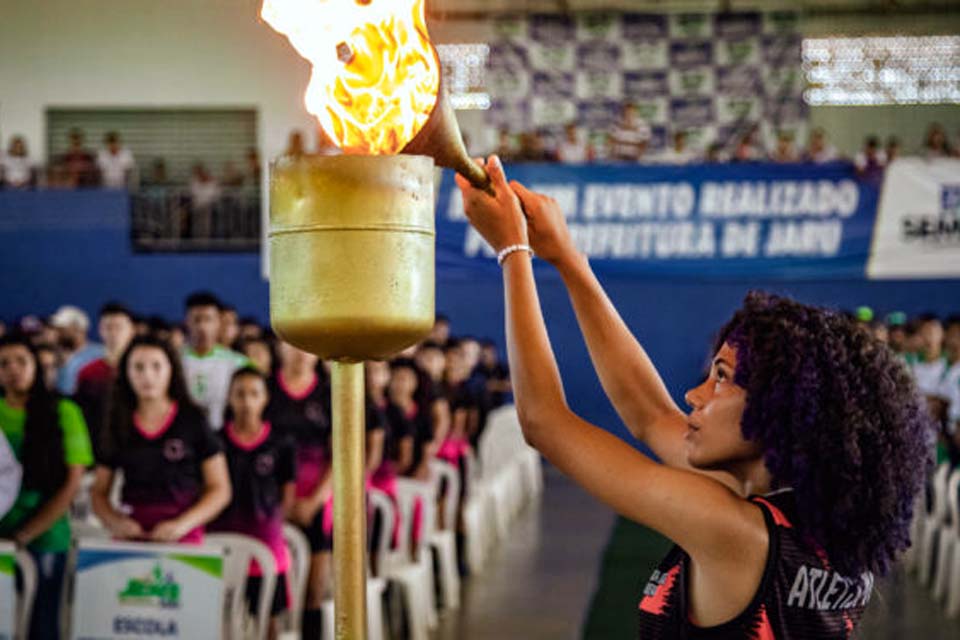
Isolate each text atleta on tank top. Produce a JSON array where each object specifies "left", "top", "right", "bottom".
[{"left": 637, "top": 489, "right": 874, "bottom": 639}]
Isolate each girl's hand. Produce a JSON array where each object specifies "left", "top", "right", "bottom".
[
  {"left": 455, "top": 155, "right": 528, "bottom": 253},
  {"left": 150, "top": 518, "right": 189, "bottom": 543},
  {"left": 291, "top": 500, "right": 321, "bottom": 528},
  {"left": 510, "top": 181, "right": 579, "bottom": 268},
  {"left": 109, "top": 516, "right": 145, "bottom": 540}
]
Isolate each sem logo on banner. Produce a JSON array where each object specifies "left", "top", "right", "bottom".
[
  {"left": 438, "top": 163, "right": 879, "bottom": 280},
  {"left": 869, "top": 158, "right": 960, "bottom": 278}
]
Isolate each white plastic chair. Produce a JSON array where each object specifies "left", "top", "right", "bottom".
[
  {"left": 206, "top": 533, "right": 277, "bottom": 640},
  {"left": 372, "top": 478, "right": 437, "bottom": 640},
  {"left": 461, "top": 449, "right": 494, "bottom": 574},
  {"left": 428, "top": 460, "right": 461, "bottom": 610},
  {"left": 933, "top": 467, "right": 960, "bottom": 601},
  {"left": 319, "top": 489, "right": 392, "bottom": 640},
  {"left": 320, "top": 577, "right": 388, "bottom": 640},
  {"left": 12, "top": 545, "right": 37, "bottom": 640},
  {"left": 281, "top": 523, "right": 310, "bottom": 636},
  {"left": 918, "top": 462, "right": 951, "bottom": 586}
]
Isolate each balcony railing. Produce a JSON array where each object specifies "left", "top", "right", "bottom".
[{"left": 130, "top": 185, "right": 260, "bottom": 252}]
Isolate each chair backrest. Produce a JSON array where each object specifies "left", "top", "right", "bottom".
[
  {"left": 205, "top": 533, "right": 277, "bottom": 640},
  {"left": 367, "top": 488, "right": 396, "bottom": 576},
  {"left": 429, "top": 460, "right": 460, "bottom": 532},
  {"left": 394, "top": 478, "right": 437, "bottom": 562},
  {"left": 947, "top": 467, "right": 960, "bottom": 534},
  {"left": 931, "top": 462, "right": 952, "bottom": 521},
  {"left": 282, "top": 524, "right": 310, "bottom": 634},
  {"left": 13, "top": 546, "right": 37, "bottom": 640},
  {"left": 478, "top": 405, "right": 524, "bottom": 477}
]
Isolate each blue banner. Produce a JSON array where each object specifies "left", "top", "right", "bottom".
[{"left": 436, "top": 162, "right": 880, "bottom": 280}]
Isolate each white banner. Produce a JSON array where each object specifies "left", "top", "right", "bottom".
[
  {"left": 70, "top": 540, "right": 224, "bottom": 640},
  {"left": 0, "top": 542, "right": 14, "bottom": 640},
  {"left": 868, "top": 158, "right": 960, "bottom": 278}
]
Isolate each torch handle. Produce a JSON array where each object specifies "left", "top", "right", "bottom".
[
  {"left": 331, "top": 361, "right": 367, "bottom": 640},
  {"left": 459, "top": 158, "right": 496, "bottom": 197}
]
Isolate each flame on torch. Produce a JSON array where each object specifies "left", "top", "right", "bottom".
[{"left": 261, "top": 0, "right": 441, "bottom": 155}]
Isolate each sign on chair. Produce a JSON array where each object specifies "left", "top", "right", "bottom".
[
  {"left": 70, "top": 539, "right": 224, "bottom": 640},
  {"left": 0, "top": 541, "right": 15, "bottom": 640}
]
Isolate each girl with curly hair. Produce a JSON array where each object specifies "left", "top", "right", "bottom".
[{"left": 456, "top": 157, "right": 934, "bottom": 639}]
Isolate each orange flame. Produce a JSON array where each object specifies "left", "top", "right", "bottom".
[{"left": 262, "top": 0, "right": 440, "bottom": 155}]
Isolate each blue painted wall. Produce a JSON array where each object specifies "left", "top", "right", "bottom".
[{"left": 2, "top": 189, "right": 958, "bottom": 445}]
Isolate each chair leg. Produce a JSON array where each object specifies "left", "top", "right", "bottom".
[
  {"left": 947, "top": 539, "right": 960, "bottom": 618},
  {"left": 933, "top": 535, "right": 954, "bottom": 601}
]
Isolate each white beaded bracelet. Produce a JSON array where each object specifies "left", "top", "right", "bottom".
[{"left": 497, "top": 243, "right": 534, "bottom": 266}]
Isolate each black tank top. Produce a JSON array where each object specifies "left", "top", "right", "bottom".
[{"left": 637, "top": 489, "right": 874, "bottom": 639}]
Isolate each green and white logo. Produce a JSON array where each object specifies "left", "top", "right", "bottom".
[{"left": 118, "top": 564, "right": 181, "bottom": 609}]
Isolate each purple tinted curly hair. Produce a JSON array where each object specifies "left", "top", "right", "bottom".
[{"left": 716, "top": 291, "right": 935, "bottom": 577}]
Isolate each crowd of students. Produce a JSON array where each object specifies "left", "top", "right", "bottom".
[
  {"left": 876, "top": 312, "right": 960, "bottom": 467},
  {"left": 0, "top": 293, "right": 510, "bottom": 640}
]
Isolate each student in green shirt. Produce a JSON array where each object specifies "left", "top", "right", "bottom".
[{"left": 0, "top": 335, "right": 92, "bottom": 640}]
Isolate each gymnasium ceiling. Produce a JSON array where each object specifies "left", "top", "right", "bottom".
[{"left": 427, "top": 0, "right": 960, "bottom": 16}]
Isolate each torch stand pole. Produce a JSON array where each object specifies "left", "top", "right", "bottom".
[{"left": 331, "top": 361, "right": 367, "bottom": 639}]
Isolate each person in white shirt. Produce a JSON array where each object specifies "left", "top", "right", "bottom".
[
  {"left": 1, "top": 136, "right": 34, "bottom": 189},
  {"left": 95, "top": 131, "right": 136, "bottom": 189},
  {"left": 609, "top": 103, "right": 651, "bottom": 162},
  {"left": 803, "top": 128, "right": 837, "bottom": 164},
  {"left": 181, "top": 292, "right": 249, "bottom": 430},
  {"left": 911, "top": 315, "right": 950, "bottom": 431},
  {"left": 556, "top": 123, "right": 590, "bottom": 164},
  {"left": 938, "top": 317, "right": 960, "bottom": 435},
  {"left": 660, "top": 130, "right": 697, "bottom": 165},
  {"left": 0, "top": 430, "right": 21, "bottom": 519}
]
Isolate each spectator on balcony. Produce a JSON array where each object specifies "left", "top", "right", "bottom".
[
  {"left": 1, "top": 136, "right": 35, "bottom": 189},
  {"left": 189, "top": 163, "right": 221, "bottom": 239},
  {"left": 609, "top": 103, "right": 650, "bottom": 162},
  {"left": 704, "top": 142, "right": 726, "bottom": 163},
  {"left": 96, "top": 131, "right": 136, "bottom": 190},
  {"left": 286, "top": 130, "right": 306, "bottom": 159},
  {"left": 923, "top": 123, "right": 952, "bottom": 159},
  {"left": 886, "top": 136, "right": 901, "bottom": 164},
  {"left": 769, "top": 131, "right": 799, "bottom": 163},
  {"left": 854, "top": 136, "right": 887, "bottom": 182},
  {"left": 516, "top": 131, "right": 552, "bottom": 163},
  {"left": 494, "top": 128, "right": 517, "bottom": 163},
  {"left": 51, "top": 306, "right": 105, "bottom": 396},
  {"left": 57, "top": 128, "right": 98, "bottom": 188},
  {"left": 144, "top": 158, "right": 171, "bottom": 187},
  {"left": 660, "top": 130, "right": 696, "bottom": 165},
  {"left": 803, "top": 128, "right": 837, "bottom": 164},
  {"left": 245, "top": 147, "right": 262, "bottom": 186},
  {"left": 557, "top": 123, "right": 590, "bottom": 164},
  {"left": 221, "top": 161, "right": 245, "bottom": 187},
  {"left": 731, "top": 125, "right": 764, "bottom": 162}
]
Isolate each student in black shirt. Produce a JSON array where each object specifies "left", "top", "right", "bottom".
[
  {"left": 266, "top": 341, "right": 331, "bottom": 638},
  {"left": 91, "top": 336, "right": 231, "bottom": 544},
  {"left": 214, "top": 367, "right": 296, "bottom": 640}
]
